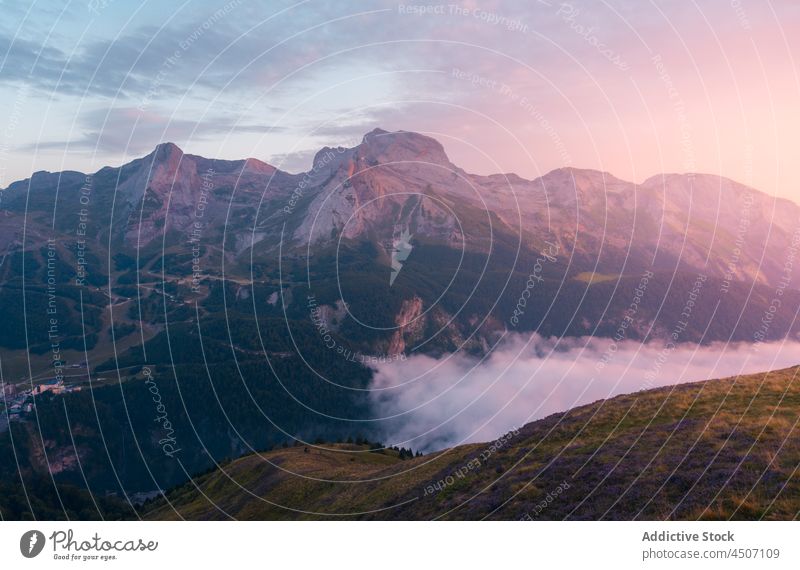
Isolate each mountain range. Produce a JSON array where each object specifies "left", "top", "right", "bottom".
[
  {"left": 2, "top": 128, "right": 800, "bottom": 514},
  {"left": 5, "top": 127, "right": 796, "bottom": 280},
  {"left": 2, "top": 128, "right": 799, "bottom": 363}
]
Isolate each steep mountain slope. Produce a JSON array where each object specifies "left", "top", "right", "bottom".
[{"left": 144, "top": 366, "right": 800, "bottom": 521}]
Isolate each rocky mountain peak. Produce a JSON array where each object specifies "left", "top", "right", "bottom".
[
  {"left": 151, "top": 141, "right": 184, "bottom": 164},
  {"left": 540, "top": 167, "right": 632, "bottom": 194},
  {"left": 357, "top": 128, "right": 452, "bottom": 166}
]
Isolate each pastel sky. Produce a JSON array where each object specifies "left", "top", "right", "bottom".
[{"left": 1, "top": 0, "right": 799, "bottom": 201}]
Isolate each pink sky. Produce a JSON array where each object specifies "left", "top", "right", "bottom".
[{"left": 2, "top": 1, "right": 799, "bottom": 201}]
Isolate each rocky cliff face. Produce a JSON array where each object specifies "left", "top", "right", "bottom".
[
  {"left": 4, "top": 128, "right": 800, "bottom": 357},
  {"left": 387, "top": 296, "right": 425, "bottom": 355},
  {"left": 293, "top": 129, "right": 464, "bottom": 247}
]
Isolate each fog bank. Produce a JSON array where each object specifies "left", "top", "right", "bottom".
[{"left": 368, "top": 334, "right": 800, "bottom": 452}]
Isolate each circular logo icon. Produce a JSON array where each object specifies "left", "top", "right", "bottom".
[{"left": 19, "top": 530, "right": 45, "bottom": 558}]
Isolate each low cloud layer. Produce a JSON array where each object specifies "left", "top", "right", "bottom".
[{"left": 369, "top": 334, "right": 800, "bottom": 452}]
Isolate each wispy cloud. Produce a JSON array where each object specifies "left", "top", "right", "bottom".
[{"left": 19, "top": 107, "right": 284, "bottom": 155}]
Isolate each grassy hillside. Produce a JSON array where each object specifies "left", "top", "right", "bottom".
[{"left": 144, "top": 366, "right": 800, "bottom": 520}]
